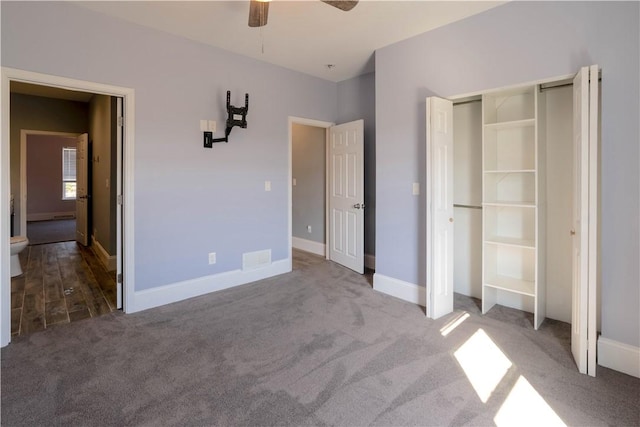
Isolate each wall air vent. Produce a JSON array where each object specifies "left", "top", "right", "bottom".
[{"left": 242, "top": 249, "right": 272, "bottom": 271}]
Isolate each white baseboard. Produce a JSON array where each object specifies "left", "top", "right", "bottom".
[
  {"left": 597, "top": 336, "right": 640, "bottom": 378},
  {"left": 91, "top": 236, "right": 117, "bottom": 271},
  {"left": 27, "top": 211, "right": 75, "bottom": 222},
  {"left": 292, "top": 236, "right": 326, "bottom": 256},
  {"left": 364, "top": 254, "right": 375, "bottom": 270},
  {"left": 130, "top": 258, "right": 290, "bottom": 313},
  {"left": 373, "top": 273, "right": 425, "bottom": 307}
]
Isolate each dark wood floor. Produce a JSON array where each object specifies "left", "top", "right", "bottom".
[{"left": 11, "top": 241, "right": 117, "bottom": 337}]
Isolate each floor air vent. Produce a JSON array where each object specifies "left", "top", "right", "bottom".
[{"left": 242, "top": 249, "right": 271, "bottom": 271}]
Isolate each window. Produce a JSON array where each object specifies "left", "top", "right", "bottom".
[{"left": 62, "top": 147, "right": 77, "bottom": 200}]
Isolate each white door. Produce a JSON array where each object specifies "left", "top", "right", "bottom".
[
  {"left": 426, "top": 97, "right": 454, "bottom": 319},
  {"left": 75, "top": 133, "right": 89, "bottom": 246},
  {"left": 571, "top": 65, "right": 599, "bottom": 376},
  {"left": 115, "top": 98, "right": 123, "bottom": 309},
  {"left": 586, "top": 64, "right": 599, "bottom": 377},
  {"left": 329, "top": 120, "right": 364, "bottom": 274}
]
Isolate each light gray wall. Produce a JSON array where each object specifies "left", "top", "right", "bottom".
[
  {"left": 375, "top": 1, "right": 639, "bottom": 347},
  {"left": 337, "top": 72, "right": 376, "bottom": 256},
  {"left": 1, "top": 2, "right": 337, "bottom": 291},
  {"left": 292, "top": 124, "right": 325, "bottom": 244},
  {"left": 9, "top": 93, "right": 89, "bottom": 235},
  {"left": 26, "top": 134, "right": 77, "bottom": 217},
  {"left": 88, "top": 94, "right": 116, "bottom": 255}
]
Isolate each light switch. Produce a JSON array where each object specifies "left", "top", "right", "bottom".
[
  {"left": 412, "top": 182, "right": 420, "bottom": 195},
  {"left": 200, "top": 120, "right": 208, "bottom": 132},
  {"left": 208, "top": 120, "right": 217, "bottom": 133},
  {"left": 293, "top": 178, "right": 297, "bottom": 186},
  {"left": 265, "top": 181, "right": 271, "bottom": 191}
]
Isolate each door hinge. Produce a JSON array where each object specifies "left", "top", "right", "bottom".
[
  {"left": 117, "top": 116, "right": 124, "bottom": 127},
  {"left": 117, "top": 194, "right": 123, "bottom": 205},
  {"left": 117, "top": 273, "right": 123, "bottom": 284}
]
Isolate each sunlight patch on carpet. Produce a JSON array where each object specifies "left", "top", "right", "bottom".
[
  {"left": 440, "top": 312, "right": 470, "bottom": 337},
  {"left": 494, "top": 375, "right": 566, "bottom": 426},
  {"left": 454, "top": 328, "right": 512, "bottom": 403}
]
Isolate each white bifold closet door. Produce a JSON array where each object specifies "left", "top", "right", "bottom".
[
  {"left": 425, "top": 97, "right": 454, "bottom": 319},
  {"left": 571, "top": 64, "right": 599, "bottom": 377}
]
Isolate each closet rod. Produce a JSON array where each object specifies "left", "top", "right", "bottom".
[
  {"left": 539, "top": 76, "right": 602, "bottom": 92},
  {"left": 454, "top": 204, "right": 482, "bottom": 210},
  {"left": 453, "top": 99, "right": 482, "bottom": 106},
  {"left": 539, "top": 82, "right": 573, "bottom": 92}
]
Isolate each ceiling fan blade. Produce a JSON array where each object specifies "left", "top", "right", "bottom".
[
  {"left": 321, "top": 0, "right": 359, "bottom": 12},
  {"left": 248, "top": 0, "right": 269, "bottom": 27}
]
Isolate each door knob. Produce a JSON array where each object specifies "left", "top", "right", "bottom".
[
  {"left": 353, "top": 203, "right": 365, "bottom": 209},
  {"left": 570, "top": 230, "right": 576, "bottom": 235},
  {"left": 449, "top": 218, "right": 454, "bottom": 223}
]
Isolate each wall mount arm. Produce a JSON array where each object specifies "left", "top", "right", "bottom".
[{"left": 204, "top": 90, "right": 249, "bottom": 147}]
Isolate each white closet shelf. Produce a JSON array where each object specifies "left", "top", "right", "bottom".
[
  {"left": 484, "top": 118, "right": 535, "bottom": 129},
  {"left": 484, "top": 275, "right": 535, "bottom": 296},
  {"left": 484, "top": 236, "right": 535, "bottom": 249}
]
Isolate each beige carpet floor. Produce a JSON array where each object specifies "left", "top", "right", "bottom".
[{"left": 1, "top": 250, "right": 638, "bottom": 426}]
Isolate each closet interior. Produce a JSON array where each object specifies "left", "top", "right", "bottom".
[{"left": 452, "top": 81, "right": 574, "bottom": 328}]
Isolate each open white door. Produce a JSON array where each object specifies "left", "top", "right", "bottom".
[
  {"left": 587, "top": 64, "right": 599, "bottom": 376},
  {"left": 571, "top": 65, "right": 599, "bottom": 376},
  {"left": 328, "top": 120, "right": 364, "bottom": 274},
  {"left": 426, "top": 97, "right": 454, "bottom": 319},
  {"left": 75, "top": 133, "right": 89, "bottom": 246},
  {"left": 115, "top": 98, "right": 123, "bottom": 309}
]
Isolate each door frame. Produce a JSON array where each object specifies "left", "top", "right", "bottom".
[
  {"left": 288, "top": 116, "right": 334, "bottom": 268},
  {"left": 19, "top": 130, "right": 81, "bottom": 235},
  {"left": 1, "top": 67, "right": 136, "bottom": 347}
]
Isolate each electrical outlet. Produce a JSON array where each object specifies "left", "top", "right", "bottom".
[
  {"left": 208, "top": 252, "right": 216, "bottom": 265},
  {"left": 307, "top": 225, "right": 312, "bottom": 233}
]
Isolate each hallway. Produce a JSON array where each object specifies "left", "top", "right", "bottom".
[{"left": 11, "top": 241, "right": 116, "bottom": 337}]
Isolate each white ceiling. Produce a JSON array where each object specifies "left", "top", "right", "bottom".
[{"left": 77, "top": 0, "right": 505, "bottom": 82}]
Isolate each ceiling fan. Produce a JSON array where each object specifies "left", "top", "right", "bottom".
[{"left": 248, "top": 0, "right": 359, "bottom": 28}]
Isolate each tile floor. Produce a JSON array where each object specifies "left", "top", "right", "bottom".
[{"left": 11, "top": 241, "right": 117, "bottom": 337}]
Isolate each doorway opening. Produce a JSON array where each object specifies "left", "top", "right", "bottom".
[
  {"left": 289, "top": 117, "right": 332, "bottom": 271},
  {"left": 10, "top": 86, "right": 119, "bottom": 337},
  {"left": 20, "top": 131, "right": 81, "bottom": 245},
  {"left": 1, "top": 68, "right": 135, "bottom": 347},
  {"left": 288, "top": 117, "right": 366, "bottom": 274}
]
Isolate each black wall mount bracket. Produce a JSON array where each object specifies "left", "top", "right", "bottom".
[{"left": 204, "top": 90, "right": 249, "bottom": 147}]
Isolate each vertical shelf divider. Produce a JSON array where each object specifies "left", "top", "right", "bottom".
[{"left": 481, "top": 86, "right": 546, "bottom": 329}]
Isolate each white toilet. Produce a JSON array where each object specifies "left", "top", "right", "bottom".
[{"left": 10, "top": 236, "right": 29, "bottom": 277}]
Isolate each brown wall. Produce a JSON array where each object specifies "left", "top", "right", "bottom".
[{"left": 26, "top": 134, "right": 77, "bottom": 218}]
